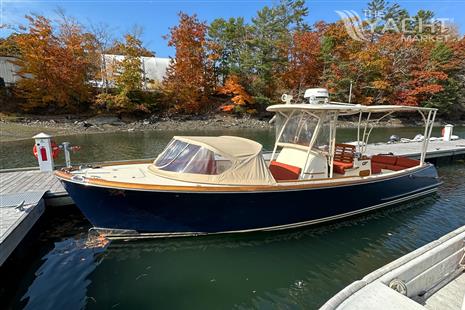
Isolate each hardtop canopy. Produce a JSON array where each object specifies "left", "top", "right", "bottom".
[
  {"left": 267, "top": 103, "right": 437, "bottom": 115},
  {"left": 267, "top": 102, "right": 438, "bottom": 167}
]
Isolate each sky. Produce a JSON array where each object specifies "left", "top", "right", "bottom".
[{"left": 1, "top": 0, "right": 464, "bottom": 57}]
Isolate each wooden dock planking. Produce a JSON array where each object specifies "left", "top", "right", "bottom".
[
  {"left": 0, "top": 171, "right": 67, "bottom": 266},
  {"left": 0, "top": 193, "right": 46, "bottom": 266},
  {"left": 0, "top": 171, "right": 65, "bottom": 196}
]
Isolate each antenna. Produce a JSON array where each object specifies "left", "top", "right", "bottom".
[{"left": 349, "top": 81, "right": 353, "bottom": 104}]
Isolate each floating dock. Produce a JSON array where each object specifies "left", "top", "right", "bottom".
[
  {"left": 365, "top": 139, "right": 465, "bottom": 159},
  {"left": 0, "top": 171, "right": 68, "bottom": 266},
  {"left": 0, "top": 138, "right": 464, "bottom": 266}
]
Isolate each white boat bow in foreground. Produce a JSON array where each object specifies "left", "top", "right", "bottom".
[{"left": 321, "top": 226, "right": 465, "bottom": 309}]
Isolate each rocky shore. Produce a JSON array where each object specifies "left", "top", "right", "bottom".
[
  {"left": 0, "top": 113, "right": 461, "bottom": 142},
  {"left": 0, "top": 114, "right": 272, "bottom": 141}
]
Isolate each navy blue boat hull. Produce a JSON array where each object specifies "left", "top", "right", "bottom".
[{"left": 60, "top": 165, "right": 440, "bottom": 234}]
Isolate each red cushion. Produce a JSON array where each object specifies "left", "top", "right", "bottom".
[
  {"left": 371, "top": 155, "right": 397, "bottom": 165},
  {"left": 269, "top": 161, "right": 301, "bottom": 181},
  {"left": 333, "top": 160, "right": 353, "bottom": 174},
  {"left": 371, "top": 163, "right": 382, "bottom": 174},
  {"left": 396, "top": 157, "right": 419, "bottom": 168}
]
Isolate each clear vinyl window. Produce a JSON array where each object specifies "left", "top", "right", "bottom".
[
  {"left": 275, "top": 112, "right": 331, "bottom": 151},
  {"left": 154, "top": 139, "right": 231, "bottom": 175}
]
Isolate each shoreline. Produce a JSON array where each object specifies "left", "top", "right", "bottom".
[{"left": 1, "top": 114, "right": 462, "bottom": 143}]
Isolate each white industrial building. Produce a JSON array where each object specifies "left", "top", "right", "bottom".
[
  {"left": 0, "top": 54, "right": 171, "bottom": 88},
  {"left": 0, "top": 56, "right": 21, "bottom": 86},
  {"left": 100, "top": 54, "right": 170, "bottom": 89}
]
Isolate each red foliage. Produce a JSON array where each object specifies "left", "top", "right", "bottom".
[
  {"left": 282, "top": 31, "right": 323, "bottom": 93},
  {"left": 163, "top": 13, "right": 215, "bottom": 113}
]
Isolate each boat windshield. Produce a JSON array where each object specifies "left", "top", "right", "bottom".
[
  {"left": 275, "top": 113, "right": 330, "bottom": 150},
  {"left": 154, "top": 139, "right": 231, "bottom": 175}
]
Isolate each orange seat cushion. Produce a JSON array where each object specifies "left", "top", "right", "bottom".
[
  {"left": 371, "top": 155, "right": 419, "bottom": 172},
  {"left": 333, "top": 160, "right": 353, "bottom": 174},
  {"left": 269, "top": 161, "right": 301, "bottom": 181},
  {"left": 371, "top": 155, "right": 397, "bottom": 165}
]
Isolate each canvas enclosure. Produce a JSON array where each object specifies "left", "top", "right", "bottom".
[{"left": 148, "top": 136, "right": 276, "bottom": 185}]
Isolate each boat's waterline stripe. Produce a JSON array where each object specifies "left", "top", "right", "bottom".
[
  {"left": 96, "top": 186, "right": 438, "bottom": 240},
  {"left": 55, "top": 165, "right": 436, "bottom": 194}
]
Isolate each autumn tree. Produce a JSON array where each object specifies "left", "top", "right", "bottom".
[
  {"left": 94, "top": 32, "right": 155, "bottom": 113},
  {"left": 208, "top": 17, "right": 249, "bottom": 83},
  {"left": 113, "top": 34, "right": 147, "bottom": 92},
  {"left": 218, "top": 75, "right": 254, "bottom": 113},
  {"left": 398, "top": 39, "right": 465, "bottom": 115},
  {"left": 88, "top": 22, "right": 115, "bottom": 91},
  {"left": 163, "top": 12, "right": 215, "bottom": 113},
  {"left": 245, "top": 0, "right": 309, "bottom": 98},
  {"left": 106, "top": 27, "right": 154, "bottom": 57},
  {"left": 0, "top": 34, "right": 22, "bottom": 57},
  {"left": 319, "top": 21, "right": 366, "bottom": 102},
  {"left": 13, "top": 14, "right": 98, "bottom": 111},
  {"left": 281, "top": 30, "right": 323, "bottom": 96}
]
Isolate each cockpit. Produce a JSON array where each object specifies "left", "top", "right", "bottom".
[{"left": 266, "top": 93, "right": 431, "bottom": 181}]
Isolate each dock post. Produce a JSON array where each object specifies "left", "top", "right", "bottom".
[
  {"left": 443, "top": 124, "right": 454, "bottom": 141},
  {"left": 62, "top": 142, "right": 72, "bottom": 167},
  {"left": 33, "top": 133, "right": 55, "bottom": 172}
]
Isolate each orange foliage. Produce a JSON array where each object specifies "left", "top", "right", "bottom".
[
  {"left": 13, "top": 15, "right": 98, "bottom": 111},
  {"left": 163, "top": 13, "right": 215, "bottom": 113},
  {"left": 218, "top": 75, "right": 254, "bottom": 113},
  {"left": 394, "top": 44, "right": 450, "bottom": 106},
  {"left": 282, "top": 31, "right": 323, "bottom": 93},
  {"left": 315, "top": 22, "right": 462, "bottom": 108}
]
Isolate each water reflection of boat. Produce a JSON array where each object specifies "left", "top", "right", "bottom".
[{"left": 56, "top": 89, "right": 441, "bottom": 238}]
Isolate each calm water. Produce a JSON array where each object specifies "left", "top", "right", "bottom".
[
  {"left": 1, "top": 126, "right": 464, "bottom": 169},
  {"left": 1, "top": 127, "right": 465, "bottom": 309}
]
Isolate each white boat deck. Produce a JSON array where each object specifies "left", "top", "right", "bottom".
[{"left": 425, "top": 272, "right": 465, "bottom": 310}]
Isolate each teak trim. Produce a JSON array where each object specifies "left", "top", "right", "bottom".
[{"left": 54, "top": 164, "right": 430, "bottom": 193}]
